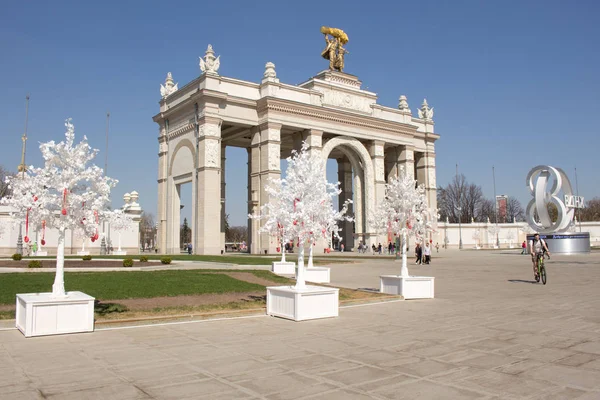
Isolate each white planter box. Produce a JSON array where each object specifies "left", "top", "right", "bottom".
[
  {"left": 304, "top": 267, "right": 330, "bottom": 283},
  {"left": 272, "top": 261, "right": 295, "bottom": 275},
  {"left": 36, "top": 251, "right": 48, "bottom": 256},
  {"left": 266, "top": 285, "right": 339, "bottom": 321},
  {"left": 16, "top": 291, "right": 95, "bottom": 337},
  {"left": 77, "top": 251, "right": 90, "bottom": 256},
  {"left": 380, "top": 275, "right": 435, "bottom": 299},
  {"left": 113, "top": 250, "right": 127, "bottom": 256}
]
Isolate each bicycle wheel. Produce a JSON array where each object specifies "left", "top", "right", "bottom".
[{"left": 540, "top": 265, "right": 547, "bottom": 285}]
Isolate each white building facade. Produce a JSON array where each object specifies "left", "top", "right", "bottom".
[{"left": 154, "top": 45, "right": 440, "bottom": 255}]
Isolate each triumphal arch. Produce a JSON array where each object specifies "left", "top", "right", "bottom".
[{"left": 154, "top": 28, "right": 439, "bottom": 255}]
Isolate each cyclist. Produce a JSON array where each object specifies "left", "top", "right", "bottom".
[{"left": 529, "top": 233, "right": 550, "bottom": 280}]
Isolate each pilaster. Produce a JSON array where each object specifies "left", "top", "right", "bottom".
[
  {"left": 195, "top": 117, "right": 222, "bottom": 254},
  {"left": 258, "top": 122, "right": 281, "bottom": 254},
  {"left": 397, "top": 146, "right": 415, "bottom": 180},
  {"left": 221, "top": 144, "right": 226, "bottom": 251}
]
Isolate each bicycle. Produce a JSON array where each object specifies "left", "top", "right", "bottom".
[{"left": 535, "top": 252, "right": 547, "bottom": 285}]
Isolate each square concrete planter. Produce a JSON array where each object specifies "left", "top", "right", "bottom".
[
  {"left": 113, "top": 250, "right": 127, "bottom": 256},
  {"left": 266, "top": 285, "right": 339, "bottom": 321},
  {"left": 77, "top": 251, "right": 90, "bottom": 256},
  {"left": 16, "top": 291, "right": 95, "bottom": 337},
  {"left": 304, "top": 267, "right": 330, "bottom": 283},
  {"left": 272, "top": 261, "right": 295, "bottom": 275},
  {"left": 35, "top": 251, "right": 48, "bottom": 256},
  {"left": 380, "top": 275, "right": 435, "bottom": 299}
]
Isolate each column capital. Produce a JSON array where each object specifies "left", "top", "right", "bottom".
[
  {"left": 197, "top": 115, "right": 222, "bottom": 127},
  {"left": 369, "top": 140, "right": 385, "bottom": 158},
  {"left": 258, "top": 121, "right": 282, "bottom": 132}
]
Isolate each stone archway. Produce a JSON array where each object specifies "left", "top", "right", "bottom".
[
  {"left": 321, "top": 137, "right": 375, "bottom": 247},
  {"left": 166, "top": 139, "right": 196, "bottom": 254}
]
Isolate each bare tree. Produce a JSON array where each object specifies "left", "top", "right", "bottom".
[
  {"left": 506, "top": 198, "right": 525, "bottom": 222},
  {"left": 139, "top": 211, "right": 156, "bottom": 249},
  {"left": 227, "top": 226, "right": 248, "bottom": 243},
  {"left": 579, "top": 197, "right": 600, "bottom": 222},
  {"left": 478, "top": 198, "right": 495, "bottom": 222},
  {"left": 0, "top": 165, "right": 15, "bottom": 199},
  {"left": 463, "top": 183, "right": 485, "bottom": 222}
]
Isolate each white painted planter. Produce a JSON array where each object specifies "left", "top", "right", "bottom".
[
  {"left": 113, "top": 250, "right": 127, "bottom": 256},
  {"left": 266, "top": 285, "right": 339, "bottom": 321},
  {"left": 304, "top": 267, "right": 330, "bottom": 283},
  {"left": 36, "top": 251, "right": 48, "bottom": 256},
  {"left": 380, "top": 275, "right": 435, "bottom": 299},
  {"left": 16, "top": 291, "right": 95, "bottom": 337},
  {"left": 77, "top": 251, "right": 90, "bottom": 256},
  {"left": 272, "top": 261, "right": 295, "bottom": 275}
]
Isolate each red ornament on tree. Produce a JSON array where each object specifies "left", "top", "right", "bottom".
[
  {"left": 41, "top": 240, "right": 46, "bottom": 245},
  {"left": 24, "top": 236, "right": 29, "bottom": 243}
]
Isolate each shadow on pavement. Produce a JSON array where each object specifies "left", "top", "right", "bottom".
[{"left": 507, "top": 279, "right": 538, "bottom": 284}]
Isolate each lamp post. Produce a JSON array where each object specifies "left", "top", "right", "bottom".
[
  {"left": 492, "top": 166, "right": 500, "bottom": 247},
  {"left": 456, "top": 164, "right": 463, "bottom": 249},
  {"left": 16, "top": 95, "right": 30, "bottom": 255}
]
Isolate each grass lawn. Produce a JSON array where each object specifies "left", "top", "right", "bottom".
[{"left": 0, "top": 270, "right": 266, "bottom": 305}]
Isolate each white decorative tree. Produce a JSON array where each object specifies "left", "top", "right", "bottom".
[
  {"left": 370, "top": 168, "right": 437, "bottom": 277},
  {"left": 3, "top": 119, "right": 116, "bottom": 297},
  {"left": 472, "top": 229, "right": 481, "bottom": 249},
  {"left": 270, "top": 142, "right": 351, "bottom": 288},
  {"left": 487, "top": 225, "right": 500, "bottom": 247},
  {"left": 108, "top": 209, "right": 134, "bottom": 253}
]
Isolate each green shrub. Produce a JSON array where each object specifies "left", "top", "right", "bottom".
[
  {"left": 123, "top": 258, "right": 134, "bottom": 268},
  {"left": 160, "top": 257, "right": 172, "bottom": 265},
  {"left": 28, "top": 260, "right": 42, "bottom": 268},
  {"left": 82, "top": 255, "right": 92, "bottom": 261},
  {"left": 12, "top": 253, "right": 22, "bottom": 261},
  {"left": 95, "top": 302, "right": 129, "bottom": 316},
  {"left": 139, "top": 256, "right": 149, "bottom": 262}
]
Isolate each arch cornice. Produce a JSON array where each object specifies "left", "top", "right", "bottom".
[{"left": 169, "top": 138, "right": 196, "bottom": 177}]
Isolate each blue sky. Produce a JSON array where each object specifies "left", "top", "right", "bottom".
[{"left": 1, "top": 0, "right": 599, "bottom": 226}]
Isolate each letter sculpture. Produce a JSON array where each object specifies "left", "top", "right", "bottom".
[{"left": 525, "top": 165, "right": 582, "bottom": 233}]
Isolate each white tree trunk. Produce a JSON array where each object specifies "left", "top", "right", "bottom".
[
  {"left": 81, "top": 238, "right": 85, "bottom": 252},
  {"left": 401, "top": 231, "right": 409, "bottom": 277},
  {"left": 281, "top": 238, "right": 286, "bottom": 263},
  {"left": 307, "top": 243, "right": 314, "bottom": 268},
  {"left": 295, "top": 245, "right": 306, "bottom": 289},
  {"left": 118, "top": 232, "right": 122, "bottom": 252},
  {"left": 52, "top": 228, "right": 66, "bottom": 297}
]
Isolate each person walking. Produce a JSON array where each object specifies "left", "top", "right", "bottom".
[
  {"left": 415, "top": 243, "right": 422, "bottom": 264},
  {"left": 423, "top": 243, "right": 431, "bottom": 264},
  {"left": 521, "top": 241, "right": 527, "bottom": 255},
  {"left": 435, "top": 242, "right": 439, "bottom": 253},
  {"left": 378, "top": 243, "right": 382, "bottom": 255}
]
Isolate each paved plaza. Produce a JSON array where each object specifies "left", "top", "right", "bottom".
[{"left": 1, "top": 250, "right": 600, "bottom": 399}]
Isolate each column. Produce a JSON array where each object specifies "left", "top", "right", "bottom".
[
  {"left": 424, "top": 152, "right": 437, "bottom": 211},
  {"left": 195, "top": 116, "right": 222, "bottom": 255},
  {"left": 247, "top": 147, "right": 257, "bottom": 254},
  {"left": 258, "top": 122, "right": 281, "bottom": 254},
  {"left": 221, "top": 144, "right": 226, "bottom": 251},
  {"left": 338, "top": 159, "right": 354, "bottom": 250},
  {"left": 397, "top": 145, "right": 415, "bottom": 180},
  {"left": 157, "top": 126, "right": 168, "bottom": 254},
  {"left": 415, "top": 151, "right": 426, "bottom": 187},
  {"left": 370, "top": 140, "right": 386, "bottom": 246},
  {"left": 249, "top": 128, "right": 260, "bottom": 254}
]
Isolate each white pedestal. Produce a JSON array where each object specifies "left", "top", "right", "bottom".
[
  {"left": 304, "top": 267, "right": 330, "bottom": 283},
  {"left": 113, "top": 250, "right": 127, "bottom": 256},
  {"left": 266, "top": 285, "right": 339, "bottom": 321},
  {"left": 16, "top": 291, "right": 95, "bottom": 337},
  {"left": 272, "top": 261, "right": 295, "bottom": 275},
  {"left": 36, "top": 251, "right": 48, "bottom": 256},
  {"left": 380, "top": 275, "right": 435, "bottom": 299},
  {"left": 77, "top": 251, "right": 90, "bottom": 256}
]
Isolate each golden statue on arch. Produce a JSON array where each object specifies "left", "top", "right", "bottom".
[{"left": 320, "top": 26, "right": 349, "bottom": 72}]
